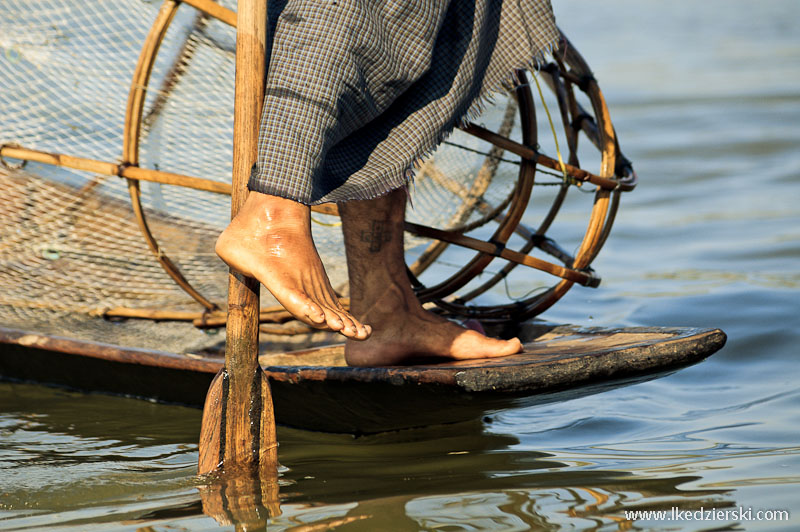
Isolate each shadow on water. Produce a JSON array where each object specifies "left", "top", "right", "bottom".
[{"left": 1, "top": 381, "right": 733, "bottom": 531}]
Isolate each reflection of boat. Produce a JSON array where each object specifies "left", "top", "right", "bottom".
[{"left": 0, "top": 322, "right": 725, "bottom": 433}]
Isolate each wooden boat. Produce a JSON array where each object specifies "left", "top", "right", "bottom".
[
  {"left": 0, "top": 7, "right": 675, "bottom": 437},
  {"left": 0, "top": 322, "right": 725, "bottom": 433}
]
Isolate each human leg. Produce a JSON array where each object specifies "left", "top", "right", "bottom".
[
  {"left": 215, "top": 191, "right": 370, "bottom": 340},
  {"left": 339, "top": 188, "right": 522, "bottom": 366},
  {"left": 217, "top": 0, "right": 557, "bottom": 345}
]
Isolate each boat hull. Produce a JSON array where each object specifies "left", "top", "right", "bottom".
[{"left": 0, "top": 323, "right": 726, "bottom": 433}]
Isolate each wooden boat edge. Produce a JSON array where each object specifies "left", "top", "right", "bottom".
[
  {"left": 0, "top": 324, "right": 726, "bottom": 432},
  {"left": 0, "top": 323, "right": 726, "bottom": 393}
]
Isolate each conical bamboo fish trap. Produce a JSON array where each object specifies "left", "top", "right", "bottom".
[{"left": 0, "top": 0, "right": 635, "bottom": 353}]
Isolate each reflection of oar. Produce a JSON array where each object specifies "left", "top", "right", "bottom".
[{"left": 198, "top": 0, "right": 277, "bottom": 477}]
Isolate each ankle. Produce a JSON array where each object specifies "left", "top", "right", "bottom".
[
  {"left": 241, "top": 191, "right": 310, "bottom": 226},
  {"left": 350, "top": 280, "right": 420, "bottom": 321}
]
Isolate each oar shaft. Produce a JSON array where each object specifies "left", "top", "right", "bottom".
[
  {"left": 224, "top": 0, "right": 272, "bottom": 466},
  {"left": 199, "top": 0, "right": 276, "bottom": 475}
]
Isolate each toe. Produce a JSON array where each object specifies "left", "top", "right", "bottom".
[
  {"left": 323, "top": 309, "right": 346, "bottom": 332},
  {"left": 353, "top": 323, "right": 372, "bottom": 340},
  {"left": 303, "top": 301, "right": 326, "bottom": 325},
  {"left": 351, "top": 322, "right": 372, "bottom": 340},
  {"left": 512, "top": 337, "right": 522, "bottom": 351},
  {"left": 337, "top": 313, "right": 359, "bottom": 337},
  {"left": 497, "top": 337, "right": 522, "bottom": 356},
  {"left": 281, "top": 293, "right": 326, "bottom": 326}
]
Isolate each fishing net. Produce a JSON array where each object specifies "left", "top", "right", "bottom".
[{"left": 0, "top": 0, "right": 634, "bottom": 355}]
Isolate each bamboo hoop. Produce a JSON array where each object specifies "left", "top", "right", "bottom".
[
  {"left": 127, "top": 179, "right": 220, "bottom": 310},
  {"left": 123, "top": 0, "right": 177, "bottom": 165},
  {"left": 416, "top": 31, "right": 633, "bottom": 321},
  {"left": 142, "top": 11, "right": 210, "bottom": 133},
  {"left": 411, "top": 71, "right": 538, "bottom": 303},
  {"left": 408, "top": 98, "right": 518, "bottom": 276},
  {"left": 507, "top": 40, "right": 619, "bottom": 319},
  {"left": 447, "top": 78, "right": 573, "bottom": 304},
  {"left": 121, "top": 0, "right": 219, "bottom": 311}
]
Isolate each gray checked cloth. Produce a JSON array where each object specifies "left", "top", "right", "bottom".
[{"left": 249, "top": 0, "right": 558, "bottom": 205}]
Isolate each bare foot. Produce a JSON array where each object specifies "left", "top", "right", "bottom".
[
  {"left": 345, "top": 283, "right": 522, "bottom": 366},
  {"left": 215, "top": 192, "right": 371, "bottom": 340}
]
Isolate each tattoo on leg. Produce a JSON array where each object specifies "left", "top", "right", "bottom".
[
  {"left": 347, "top": 260, "right": 367, "bottom": 302},
  {"left": 360, "top": 220, "right": 391, "bottom": 253}
]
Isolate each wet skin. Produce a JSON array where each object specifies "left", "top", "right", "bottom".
[
  {"left": 215, "top": 189, "right": 522, "bottom": 365},
  {"left": 215, "top": 193, "right": 370, "bottom": 339}
]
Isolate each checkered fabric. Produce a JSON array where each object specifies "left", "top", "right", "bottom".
[{"left": 249, "top": 0, "right": 558, "bottom": 205}]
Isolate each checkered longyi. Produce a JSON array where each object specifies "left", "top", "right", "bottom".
[{"left": 249, "top": 0, "right": 558, "bottom": 205}]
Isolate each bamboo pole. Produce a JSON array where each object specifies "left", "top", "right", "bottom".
[
  {"left": 118, "top": 0, "right": 220, "bottom": 311},
  {"left": 404, "top": 221, "right": 598, "bottom": 287},
  {"left": 0, "top": 144, "right": 232, "bottom": 194},
  {"left": 461, "top": 123, "right": 635, "bottom": 191},
  {"left": 198, "top": 0, "right": 277, "bottom": 477},
  {"left": 0, "top": 145, "right": 346, "bottom": 205},
  {"left": 123, "top": 0, "right": 178, "bottom": 166},
  {"left": 96, "top": 305, "right": 297, "bottom": 325}
]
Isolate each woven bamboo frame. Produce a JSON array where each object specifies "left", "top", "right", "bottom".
[
  {"left": 0, "top": 4, "right": 636, "bottom": 330},
  {"left": 121, "top": 0, "right": 221, "bottom": 311},
  {"left": 423, "top": 32, "right": 636, "bottom": 322},
  {"left": 408, "top": 99, "right": 518, "bottom": 276}
]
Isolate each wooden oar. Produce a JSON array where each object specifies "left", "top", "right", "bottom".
[{"left": 198, "top": 0, "right": 277, "bottom": 476}]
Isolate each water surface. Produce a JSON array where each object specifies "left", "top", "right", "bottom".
[{"left": 2, "top": 0, "right": 799, "bottom": 530}]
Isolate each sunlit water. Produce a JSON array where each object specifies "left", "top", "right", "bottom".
[{"left": 2, "top": 0, "right": 799, "bottom": 530}]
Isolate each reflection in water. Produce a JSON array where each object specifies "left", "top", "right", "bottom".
[
  {"left": 198, "top": 464, "right": 280, "bottom": 530},
  {"left": 152, "top": 419, "right": 733, "bottom": 531},
  {"left": 0, "top": 382, "right": 736, "bottom": 530},
  {"left": 265, "top": 421, "right": 732, "bottom": 531},
  {"left": 0, "top": 380, "right": 787, "bottom": 530},
  {"left": 0, "top": 383, "right": 199, "bottom": 529}
]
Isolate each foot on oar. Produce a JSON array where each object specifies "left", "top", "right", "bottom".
[
  {"left": 215, "top": 191, "right": 371, "bottom": 340},
  {"left": 344, "top": 283, "right": 522, "bottom": 366}
]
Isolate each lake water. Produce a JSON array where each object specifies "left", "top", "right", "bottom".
[{"left": 2, "top": 0, "right": 799, "bottom": 529}]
